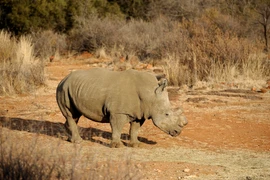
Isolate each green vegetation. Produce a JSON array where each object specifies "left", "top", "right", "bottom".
[
  {"left": 0, "top": 0, "right": 124, "bottom": 35},
  {"left": 0, "top": 0, "right": 269, "bottom": 94}
]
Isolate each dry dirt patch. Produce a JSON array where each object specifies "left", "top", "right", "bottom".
[{"left": 1, "top": 60, "right": 270, "bottom": 179}]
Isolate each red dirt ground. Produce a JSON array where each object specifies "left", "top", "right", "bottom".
[{"left": 1, "top": 58, "right": 270, "bottom": 179}]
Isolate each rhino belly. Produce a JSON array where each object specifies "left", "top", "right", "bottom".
[
  {"left": 83, "top": 110, "right": 110, "bottom": 123},
  {"left": 73, "top": 94, "right": 110, "bottom": 123}
]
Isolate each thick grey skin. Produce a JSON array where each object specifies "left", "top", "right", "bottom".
[{"left": 56, "top": 68, "right": 188, "bottom": 148}]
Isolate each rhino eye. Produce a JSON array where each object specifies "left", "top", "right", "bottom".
[{"left": 165, "top": 113, "right": 169, "bottom": 116}]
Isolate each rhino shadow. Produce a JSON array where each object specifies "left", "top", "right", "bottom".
[{"left": 0, "top": 117, "right": 156, "bottom": 147}]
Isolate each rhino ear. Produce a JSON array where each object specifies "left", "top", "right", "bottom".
[
  {"left": 155, "top": 73, "right": 166, "bottom": 81},
  {"left": 155, "top": 78, "right": 168, "bottom": 94}
]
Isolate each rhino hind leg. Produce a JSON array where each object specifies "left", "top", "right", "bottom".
[
  {"left": 65, "top": 116, "right": 83, "bottom": 143},
  {"left": 129, "top": 119, "right": 145, "bottom": 148},
  {"left": 110, "top": 114, "right": 129, "bottom": 148},
  {"left": 62, "top": 104, "right": 83, "bottom": 143}
]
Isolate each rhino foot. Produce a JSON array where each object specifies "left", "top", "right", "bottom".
[
  {"left": 110, "top": 141, "right": 124, "bottom": 148},
  {"left": 130, "top": 142, "right": 142, "bottom": 148},
  {"left": 69, "top": 137, "right": 83, "bottom": 144}
]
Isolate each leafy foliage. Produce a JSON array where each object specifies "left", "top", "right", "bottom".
[
  {"left": 0, "top": 0, "right": 125, "bottom": 35},
  {"left": 0, "top": 0, "right": 75, "bottom": 35}
]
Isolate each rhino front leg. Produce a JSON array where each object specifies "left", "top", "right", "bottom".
[
  {"left": 130, "top": 119, "right": 145, "bottom": 148},
  {"left": 110, "top": 114, "right": 128, "bottom": 148},
  {"left": 65, "top": 117, "right": 82, "bottom": 143}
]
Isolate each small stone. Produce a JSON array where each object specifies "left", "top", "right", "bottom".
[
  {"left": 185, "top": 175, "right": 197, "bottom": 179},
  {"left": 183, "top": 168, "right": 190, "bottom": 173},
  {"left": 146, "top": 64, "right": 153, "bottom": 69}
]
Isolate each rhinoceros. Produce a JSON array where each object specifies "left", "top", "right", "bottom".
[{"left": 56, "top": 68, "right": 187, "bottom": 148}]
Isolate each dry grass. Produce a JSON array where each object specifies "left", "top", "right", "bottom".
[
  {"left": 2, "top": 13, "right": 269, "bottom": 95},
  {"left": 68, "top": 16, "right": 269, "bottom": 88},
  {"left": 0, "top": 31, "right": 45, "bottom": 95},
  {"left": 163, "top": 51, "right": 269, "bottom": 89},
  {"left": 162, "top": 54, "right": 193, "bottom": 87},
  {"left": 206, "top": 54, "right": 269, "bottom": 89},
  {"left": 162, "top": 17, "right": 269, "bottom": 88},
  {"left": 0, "top": 127, "right": 142, "bottom": 180}
]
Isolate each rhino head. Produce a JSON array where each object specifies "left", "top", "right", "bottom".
[{"left": 150, "top": 78, "right": 188, "bottom": 137}]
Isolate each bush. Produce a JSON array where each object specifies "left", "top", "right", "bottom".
[
  {"left": 185, "top": 14, "right": 269, "bottom": 85},
  {"left": 69, "top": 16, "right": 188, "bottom": 60},
  {"left": 0, "top": 31, "right": 45, "bottom": 95},
  {"left": 0, "top": 0, "right": 76, "bottom": 35},
  {"left": 68, "top": 15, "right": 125, "bottom": 53},
  {"left": 2, "top": 0, "right": 268, "bottom": 90},
  {"left": 31, "top": 30, "right": 67, "bottom": 60},
  {"left": 68, "top": 14, "right": 269, "bottom": 87}
]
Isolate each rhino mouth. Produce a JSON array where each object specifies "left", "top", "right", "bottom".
[
  {"left": 168, "top": 129, "right": 181, "bottom": 137},
  {"left": 152, "top": 119, "right": 183, "bottom": 137}
]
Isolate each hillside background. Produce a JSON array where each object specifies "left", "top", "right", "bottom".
[{"left": 0, "top": 0, "right": 270, "bottom": 94}]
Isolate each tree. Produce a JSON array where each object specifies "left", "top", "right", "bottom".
[
  {"left": 255, "top": 1, "right": 270, "bottom": 52},
  {"left": 110, "top": 0, "right": 150, "bottom": 19},
  {"left": 147, "top": 0, "right": 201, "bottom": 21},
  {"left": 0, "top": 0, "right": 31, "bottom": 35},
  {"left": 0, "top": 0, "right": 79, "bottom": 35}
]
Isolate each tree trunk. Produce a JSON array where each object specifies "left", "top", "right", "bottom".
[{"left": 264, "top": 24, "right": 268, "bottom": 52}]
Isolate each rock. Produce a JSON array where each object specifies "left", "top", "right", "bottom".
[
  {"left": 183, "top": 168, "right": 190, "bottom": 173},
  {"left": 251, "top": 87, "right": 257, "bottom": 92},
  {"left": 146, "top": 64, "right": 153, "bottom": 69},
  {"left": 267, "top": 79, "right": 270, "bottom": 88},
  {"left": 260, "top": 88, "right": 268, "bottom": 93}
]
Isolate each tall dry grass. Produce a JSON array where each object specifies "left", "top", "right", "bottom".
[
  {"left": 0, "top": 127, "right": 142, "bottom": 180},
  {"left": 163, "top": 16, "right": 269, "bottom": 88},
  {"left": 162, "top": 54, "right": 192, "bottom": 87},
  {"left": 0, "top": 136, "right": 55, "bottom": 180},
  {"left": 0, "top": 31, "right": 45, "bottom": 95}
]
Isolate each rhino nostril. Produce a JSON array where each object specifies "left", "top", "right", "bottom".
[{"left": 170, "top": 130, "right": 180, "bottom": 137}]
